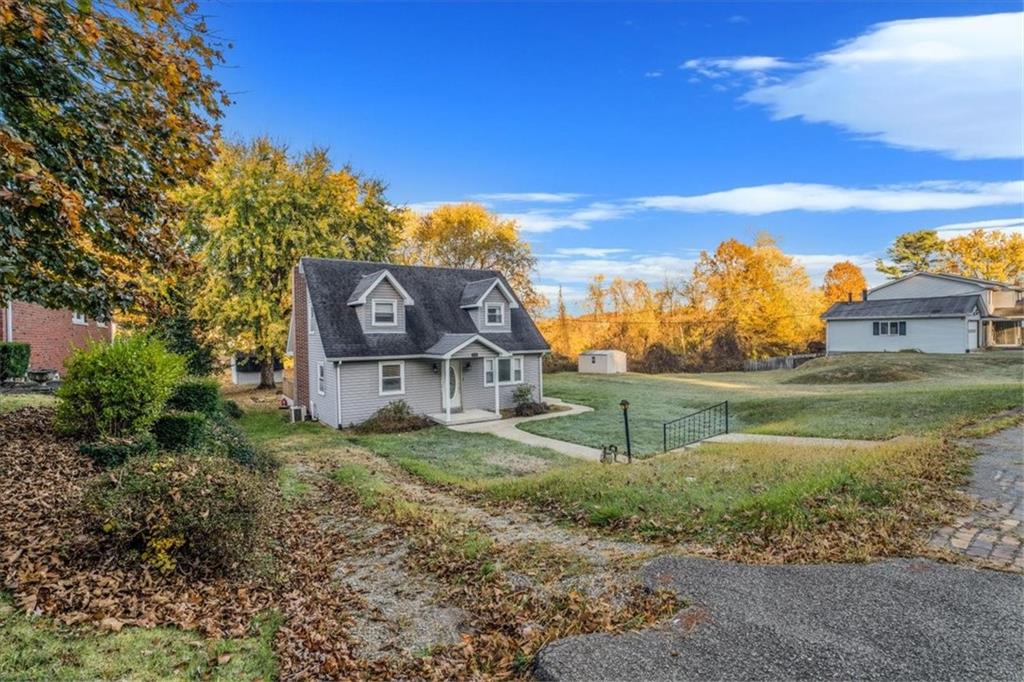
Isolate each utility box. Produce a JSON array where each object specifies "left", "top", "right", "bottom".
[{"left": 578, "top": 349, "right": 627, "bottom": 374}]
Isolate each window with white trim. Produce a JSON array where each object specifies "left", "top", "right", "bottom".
[
  {"left": 485, "top": 302, "right": 504, "bottom": 326},
  {"left": 316, "top": 361, "right": 325, "bottom": 395},
  {"left": 872, "top": 321, "right": 907, "bottom": 336},
  {"left": 71, "top": 311, "right": 86, "bottom": 325},
  {"left": 484, "top": 356, "right": 523, "bottom": 386},
  {"left": 372, "top": 300, "right": 397, "bottom": 326},
  {"left": 379, "top": 361, "right": 404, "bottom": 395}
]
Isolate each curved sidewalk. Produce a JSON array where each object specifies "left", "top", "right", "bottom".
[{"left": 447, "top": 399, "right": 602, "bottom": 461}]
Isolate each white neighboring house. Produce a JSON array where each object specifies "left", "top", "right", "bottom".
[
  {"left": 823, "top": 272, "right": 1024, "bottom": 355},
  {"left": 578, "top": 349, "right": 627, "bottom": 374}
]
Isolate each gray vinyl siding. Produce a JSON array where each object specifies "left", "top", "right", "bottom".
[
  {"left": 452, "top": 341, "right": 498, "bottom": 359},
  {"left": 307, "top": 333, "right": 339, "bottom": 427},
  {"left": 470, "top": 287, "right": 512, "bottom": 333},
  {"left": 461, "top": 353, "right": 542, "bottom": 410},
  {"left": 359, "top": 279, "right": 406, "bottom": 333},
  {"left": 339, "top": 359, "right": 442, "bottom": 426},
  {"left": 826, "top": 317, "right": 969, "bottom": 354}
]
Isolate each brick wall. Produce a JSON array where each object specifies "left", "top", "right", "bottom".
[
  {"left": 293, "top": 267, "right": 310, "bottom": 410},
  {"left": 6, "top": 301, "right": 113, "bottom": 372}
]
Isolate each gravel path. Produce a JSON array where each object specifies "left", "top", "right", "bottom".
[{"left": 535, "top": 556, "right": 1024, "bottom": 681}]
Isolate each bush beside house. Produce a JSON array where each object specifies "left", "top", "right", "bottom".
[{"left": 0, "top": 342, "right": 30, "bottom": 380}]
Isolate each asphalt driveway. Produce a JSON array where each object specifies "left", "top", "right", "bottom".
[{"left": 535, "top": 556, "right": 1024, "bottom": 681}]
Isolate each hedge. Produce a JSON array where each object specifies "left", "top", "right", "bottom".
[
  {"left": 151, "top": 411, "right": 208, "bottom": 451},
  {"left": 166, "top": 377, "right": 221, "bottom": 416},
  {"left": 0, "top": 342, "right": 30, "bottom": 380}
]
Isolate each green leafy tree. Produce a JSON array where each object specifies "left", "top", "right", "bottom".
[
  {"left": 186, "top": 138, "right": 402, "bottom": 387},
  {"left": 876, "top": 230, "right": 946, "bottom": 279},
  {"left": 0, "top": 0, "right": 227, "bottom": 317}
]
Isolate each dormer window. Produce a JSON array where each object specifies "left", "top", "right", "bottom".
[
  {"left": 372, "top": 300, "right": 397, "bottom": 326},
  {"left": 485, "top": 302, "right": 504, "bottom": 326}
]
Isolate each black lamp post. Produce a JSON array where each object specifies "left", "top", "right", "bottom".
[{"left": 619, "top": 399, "right": 632, "bottom": 463}]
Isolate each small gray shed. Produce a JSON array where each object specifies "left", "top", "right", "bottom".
[{"left": 578, "top": 349, "right": 627, "bottom": 374}]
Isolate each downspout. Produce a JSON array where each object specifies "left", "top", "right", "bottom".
[
  {"left": 335, "top": 361, "right": 342, "bottom": 428},
  {"left": 4, "top": 299, "right": 12, "bottom": 342}
]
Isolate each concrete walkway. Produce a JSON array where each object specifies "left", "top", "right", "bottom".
[
  {"left": 448, "top": 399, "right": 602, "bottom": 461},
  {"left": 704, "top": 432, "right": 882, "bottom": 449}
]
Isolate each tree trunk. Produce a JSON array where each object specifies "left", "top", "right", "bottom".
[{"left": 258, "top": 358, "right": 276, "bottom": 389}]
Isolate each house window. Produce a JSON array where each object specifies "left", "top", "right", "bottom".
[
  {"left": 317, "top": 362, "right": 325, "bottom": 395},
  {"left": 379, "top": 361, "right": 404, "bottom": 395},
  {"left": 484, "top": 356, "right": 523, "bottom": 386},
  {"left": 308, "top": 298, "right": 317, "bottom": 335},
  {"left": 71, "top": 311, "right": 86, "bottom": 325},
  {"left": 485, "top": 303, "right": 504, "bottom": 326},
  {"left": 872, "top": 320, "right": 907, "bottom": 336},
  {"left": 372, "top": 300, "right": 397, "bottom": 326}
]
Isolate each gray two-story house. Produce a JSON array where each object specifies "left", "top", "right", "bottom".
[{"left": 286, "top": 258, "right": 550, "bottom": 427}]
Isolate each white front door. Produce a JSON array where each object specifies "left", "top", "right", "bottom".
[
  {"left": 968, "top": 320, "right": 979, "bottom": 349},
  {"left": 448, "top": 363, "right": 462, "bottom": 410}
]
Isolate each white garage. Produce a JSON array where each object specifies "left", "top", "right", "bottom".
[{"left": 578, "top": 349, "right": 627, "bottom": 374}]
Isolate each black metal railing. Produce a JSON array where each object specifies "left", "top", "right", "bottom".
[{"left": 663, "top": 401, "right": 728, "bottom": 452}]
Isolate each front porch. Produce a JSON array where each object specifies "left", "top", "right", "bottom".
[
  {"left": 426, "top": 408, "right": 501, "bottom": 426},
  {"left": 981, "top": 318, "right": 1024, "bottom": 349}
]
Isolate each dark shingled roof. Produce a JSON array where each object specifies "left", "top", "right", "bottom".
[
  {"left": 346, "top": 270, "right": 387, "bottom": 305},
  {"left": 301, "top": 258, "right": 549, "bottom": 359},
  {"left": 823, "top": 295, "right": 981, "bottom": 320},
  {"left": 460, "top": 278, "right": 498, "bottom": 308}
]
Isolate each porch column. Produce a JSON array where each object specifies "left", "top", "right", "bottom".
[
  {"left": 444, "top": 358, "right": 451, "bottom": 423},
  {"left": 494, "top": 358, "right": 500, "bottom": 417}
]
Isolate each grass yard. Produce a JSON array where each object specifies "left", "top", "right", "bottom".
[
  {"left": 0, "top": 594, "right": 278, "bottom": 681},
  {"left": 520, "top": 352, "right": 1023, "bottom": 455},
  {"left": 0, "top": 393, "right": 55, "bottom": 414}
]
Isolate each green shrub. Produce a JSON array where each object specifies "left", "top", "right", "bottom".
[
  {"left": 353, "top": 400, "right": 433, "bottom": 434},
  {"left": 55, "top": 335, "right": 185, "bottom": 439},
  {"left": 221, "top": 399, "right": 244, "bottom": 419},
  {"left": 512, "top": 384, "right": 548, "bottom": 417},
  {"left": 208, "top": 416, "right": 279, "bottom": 472},
  {"left": 166, "top": 377, "right": 221, "bottom": 416},
  {"left": 0, "top": 342, "right": 30, "bottom": 380},
  {"left": 85, "top": 454, "right": 265, "bottom": 574},
  {"left": 79, "top": 434, "right": 157, "bottom": 469},
  {"left": 151, "top": 411, "right": 208, "bottom": 451}
]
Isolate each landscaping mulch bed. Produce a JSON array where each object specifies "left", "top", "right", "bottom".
[{"left": 0, "top": 407, "right": 370, "bottom": 677}]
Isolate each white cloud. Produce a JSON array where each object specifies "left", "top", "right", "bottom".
[
  {"left": 928, "top": 217, "right": 1024, "bottom": 238},
  {"left": 743, "top": 12, "right": 1024, "bottom": 159},
  {"left": 503, "top": 211, "right": 589, "bottom": 233},
  {"left": 644, "top": 70, "right": 663, "bottom": 78},
  {"left": 554, "top": 247, "right": 630, "bottom": 258},
  {"left": 634, "top": 180, "right": 1024, "bottom": 215},
  {"left": 537, "top": 254, "right": 698, "bottom": 284},
  {"left": 404, "top": 200, "right": 467, "bottom": 214},
  {"left": 472, "top": 192, "right": 582, "bottom": 203},
  {"left": 727, "top": 15, "right": 749, "bottom": 24},
  {"left": 682, "top": 55, "right": 796, "bottom": 79},
  {"left": 534, "top": 284, "right": 586, "bottom": 302}
]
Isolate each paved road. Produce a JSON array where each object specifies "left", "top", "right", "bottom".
[{"left": 535, "top": 556, "right": 1024, "bottom": 681}]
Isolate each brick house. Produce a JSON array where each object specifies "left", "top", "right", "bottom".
[{"left": 1, "top": 300, "right": 113, "bottom": 374}]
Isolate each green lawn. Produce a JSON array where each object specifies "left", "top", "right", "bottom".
[
  {"left": 520, "top": 353, "right": 1023, "bottom": 455},
  {"left": 0, "top": 594, "right": 279, "bottom": 681},
  {"left": 0, "top": 394, "right": 55, "bottom": 414}
]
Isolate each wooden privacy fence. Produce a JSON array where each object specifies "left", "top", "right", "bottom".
[{"left": 743, "top": 353, "right": 822, "bottom": 372}]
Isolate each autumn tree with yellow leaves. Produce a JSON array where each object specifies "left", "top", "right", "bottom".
[
  {"left": 823, "top": 261, "right": 868, "bottom": 303},
  {"left": 397, "top": 203, "right": 545, "bottom": 311}
]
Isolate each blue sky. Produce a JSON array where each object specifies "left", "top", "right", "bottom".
[{"left": 204, "top": 1, "right": 1024, "bottom": 306}]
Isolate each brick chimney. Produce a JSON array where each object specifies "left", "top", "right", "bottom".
[{"left": 292, "top": 265, "right": 310, "bottom": 411}]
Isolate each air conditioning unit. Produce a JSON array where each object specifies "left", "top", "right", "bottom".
[{"left": 289, "top": 405, "right": 307, "bottom": 423}]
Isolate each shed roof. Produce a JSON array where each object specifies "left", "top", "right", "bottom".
[
  {"left": 301, "top": 258, "right": 548, "bottom": 359},
  {"left": 823, "top": 295, "right": 982, "bottom": 320}
]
